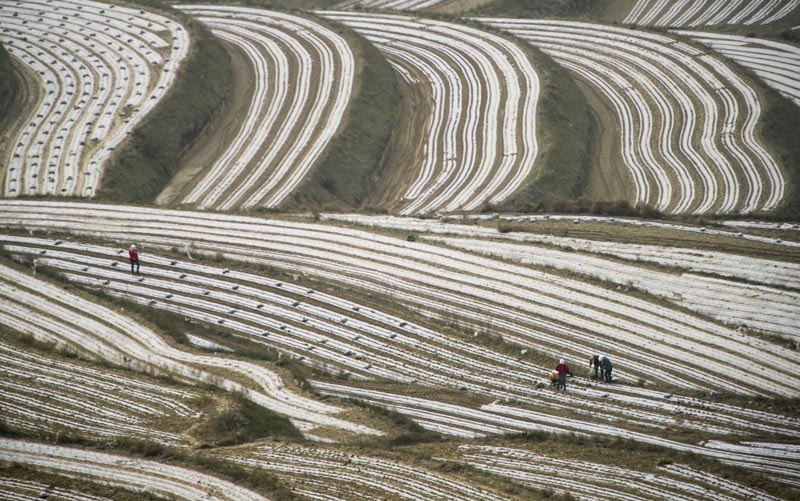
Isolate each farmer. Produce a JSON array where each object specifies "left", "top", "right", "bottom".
[
  {"left": 128, "top": 244, "right": 139, "bottom": 274},
  {"left": 601, "top": 355, "right": 613, "bottom": 383},
  {"left": 589, "top": 354, "right": 601, "bottom": 379},
  {"left": 555, "top": 358, "right": 571, "bottom": 390},
  {"left": 548, "top": 369, "right": 559, "bottom": 387}
]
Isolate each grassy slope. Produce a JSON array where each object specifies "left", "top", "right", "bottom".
[
  {"left": 96, "top": 10, "right": 233, "bottom": 204},
  {"left": 282, "top": 20, "right": 399, "bottom": 211},
  {"left": 472, "top": 0, "right": 614, "bottom": 18},
  {"left": 487, "top": 29, "right": 594, "bottom": 211},
  {"left": 0, "top": 44, "right": 17, "bottom": 122},
  {"left": 755, "top": 83, "right": 800, "bottom": 219},
  {"left": 0, "top": 44, "right": 20, "bottom": 162}
]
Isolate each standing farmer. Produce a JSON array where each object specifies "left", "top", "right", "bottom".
[
  {"left": 601, "top": 356, "right": 613, "bottom": 383},
  {"left": 555, "top": 358, "right": 570, "bottom": 391},
  {"left": 129, "top": 244, "right": 139, "bottom": 274}
]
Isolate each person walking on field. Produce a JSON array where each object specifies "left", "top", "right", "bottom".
[
  {"left": 129, "top": 244, "right": 139, "bottom": 275},
  {"left": 555, "top": 358, "right": 571, "bottom": 390},
  {"left": 601, "top": 355, "right": 613, "bottom": 383}
]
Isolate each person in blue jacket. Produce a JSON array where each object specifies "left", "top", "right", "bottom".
[{"left": 601, "top": 356, "right": 613, "bottom": 383}]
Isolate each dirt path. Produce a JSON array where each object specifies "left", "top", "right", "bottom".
[
  {"left": 577, "top": 80, "right": 631, "bottom": 203},
  {"left": 155, "top": 40, "right": 253, "bottom": 207},
  {"left": 366, "top": 68, "right": 430, "bottom": 210}
]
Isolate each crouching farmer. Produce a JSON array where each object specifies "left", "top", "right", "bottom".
[{"left": 601, "top": 356, "right": 613, "bottom": 383}]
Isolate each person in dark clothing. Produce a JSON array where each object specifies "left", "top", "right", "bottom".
[
  {"left": 589, "top": 355, "right": 601, "bottom": 379},
  {"left": 555, "top": 358, "right": 571, "bottom": 390},
  {"left": 601, "top": 356, "right": 613, "bottom": 383},
  {"left": 129, "top": 244, "right": 139, "bottom": 274}
]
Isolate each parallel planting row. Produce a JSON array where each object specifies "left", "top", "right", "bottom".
[
  {"left": 318, "top": 11, "right": 540, "bottom": 215},
  {"left": 323, "top": 213, "right": 800, "bottom": 337},
  {"left": 0, "top": 253, "right": 377, "bottom": 439},
  {"left": 3, "top": 202, "right": 797, "bottom": 398},
  {"left": 312, "top": 381, "right": 800, "bottom": 488},
  {"left": 171, "top": 6, "right": 354, "bottom": 211},
  {"left": 680, "top": 31, "right": 800, "bottom": 108},
  {"left": 624, "top": 0, "right": 800, "bottom": 26},
  {"left": 0, "top": 337, "right": 198, "bottom": 446},
  {"left": 0, "top": 439, "right": 267, "bottom": 500},
  {"left": 226, "top": 444, "right": 504, "bottom": 500},
  {"left": 478, "top": 19, "right": 784, "bottom": 215},
  {"left": 0, "top": 0, "right": 188, "bottom": 198},
  {"left": 5, "top": 231, "right": 800, "bottom": 488}
]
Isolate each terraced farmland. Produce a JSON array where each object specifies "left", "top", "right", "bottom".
[
  {"left": 165, "top": 5, "right": 355, "bottom": 210},
  {"left": 2, "top": 0, "right": 800, "bottom": 498},
  {"left": 624, "top": 0, "right": 800, "bottom": 26},
  {"left": 3, "top": 201, "right": 799, "bottom": 397},
  {"left": 318, "top": 11, "right": 540, "bottom": 214},
  {"left": 0, "top": 335, "right": 199, "bottom": 446},
  {"left": 478, "top": 19, "right": 785, "bottom": 215},
  {"left": 333, "top": 0, "right": 493, "bottom": 11},
  {"left": 0, "top": 0, "right": 188, "bottom": 198},
  {"left": 224, "top": 443, "right": 505, "bottom": 500},
  {"left": 0, "top": 439, "right": 267, "bottom": 500},
  {"left": 679, "top": 32, "right": 800, "bottom": 108},
  {"left": 0, "top": 249, "right": 378, "bottom": 440}
]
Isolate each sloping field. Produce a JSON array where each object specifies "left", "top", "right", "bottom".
[
  {"left": 0, "top": 253, "right": 378, "bottom": 439},
  {"left": 452, "top": 444, "right": 781, "bottom": 500},
  {"left": 2, "top": 203, "right": 800, "bottom": 493},
  {"left": 318, "top": 11, "right": 540, "bottom": 214},
  {"left": 477, "top": 19, "right": 785, "bottom": 215},
  {"left": 0, "top": 477, "right": 110, "bottom": 501},
  {"left": 0, "top": 438, "right": 267, "bottom": 500},
  {"left": 169, "top": 5, "right": 354, "bottom": 211},
  {"left": 678, "top": 31, "right": 800, "bottom": 108},
  {"left": 0, "top": 0, "right": 188, "bottom": 198},
  {"left": 312, "top": 381, "right": 800, "bottom": 488},
  {"left": 0, "top": 335, "right": 199, "bottom": 446},
  {"left": 624, "top": 0, "right": 800, "bottom": 26},
  {"left": 423, "top": 235, "right": 800, "bottom": 339},
  {"left": 323, "top": 215, "right": 800, "bottom": 338},
  {"left": 2, "top": 201, "right": 797, "bottom": 398},
  {"left": 224, "top": 443, "right": 505, "bottom": 500},
  {"left": 4, "top": 227, "right": 800, "bottom": 489},
  {"left": 334, "top": 0, "right": 494, "bottom": 11}
]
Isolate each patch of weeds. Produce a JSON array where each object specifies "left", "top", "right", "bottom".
[
  {"left": 192, "top": 393, "right": 303, "bottom": 447},
  {"left": 345, "top": 398, "right": 443, "bottom": 448}
]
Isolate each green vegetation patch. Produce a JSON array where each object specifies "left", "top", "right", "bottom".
[
  {"left": 473, "top": 0, "right": 613, "bottom": 18},
  {"left": 97, "top": 12, "right": 232, "bottom": 203},
  {"left": 193, "top": 393, "right": 303, "bottom": 446},
  {"left": 0, "top": 44, "right": 18, "bottom": 126},
  {"left": 283, "top": 18, "right": 399, "bottom": 211},
  {"left": 757, "top": 87, "right": 800, "bottom": 219}
]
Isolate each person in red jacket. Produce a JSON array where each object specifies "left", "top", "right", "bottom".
[
  {"left": 555, "top": 358, "right": 571, "bottom": 390},
  {"left": 128, "top": 244, "right": 139, "bottom": 275}
]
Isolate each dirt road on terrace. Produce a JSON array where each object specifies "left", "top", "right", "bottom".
[
  {"left": 576, "top": 80, "right": 631, "bottom": 202},
  {"left": 366, "top": 70, "right": 430, "bottom": 210},
  {"left": 155, "top": 40, "right": 253, "bottom": 206}
]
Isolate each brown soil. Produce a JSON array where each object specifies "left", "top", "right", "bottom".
[
  {"left": 599, "top": 0, "right": 638, "bottom": 23},
  {"left": 576, "top": 80, "right": 631, "bottom": 203},
  {"left": 155, "top": 39, "right": 254, "bottom": 207},
  {"left": 366, "top": 63, "right": 430, "bottom": 210}
]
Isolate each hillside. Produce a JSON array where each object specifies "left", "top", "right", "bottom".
[{"left": 1, "top": 0, "right": 799, "bottom": 499}]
